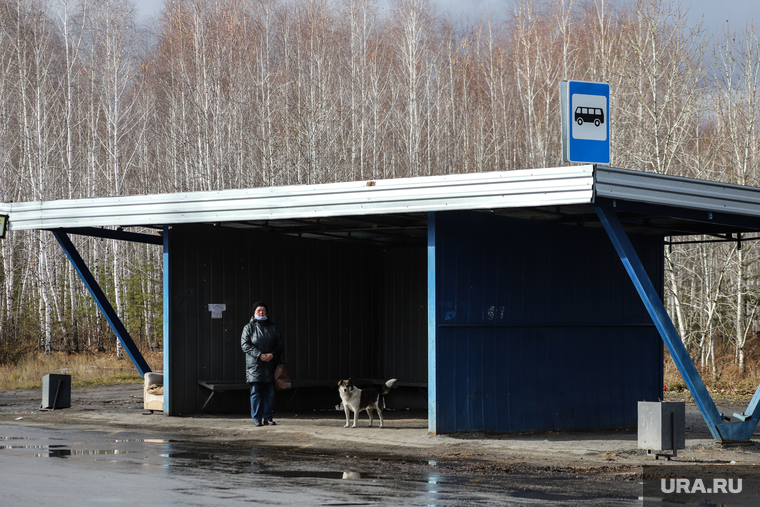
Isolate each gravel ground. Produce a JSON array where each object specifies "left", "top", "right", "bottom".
[{"left": 1, "top": 384, "right": 759, "bottom": 481}]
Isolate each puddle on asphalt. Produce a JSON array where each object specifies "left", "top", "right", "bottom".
[
  {"left": 1, "top": 436, "right": 140, "bottom": 457},
  {"left": 0, "top": 443, "right": 61, "bottom": 450},
  {"left": 43, "top": 448, "right": 139, "bottom": 456},
  {"left": 257, "top": 470, "right": 368, "bottom": 480},
  {"left": 256, "top": 470, "right": 370, "bottom": 481},
  {"left": 510, "top": 489, "right": 603, "bottom": 503},
  {"left": 162, "top": 451, "right": 219, "bottom": 460},
  {"left": 1, "top": 428, "right": 642, "bottom": 505},
  {"left": 33, "top": 447, "right": 140, "bottom": 458},
  {"left": 0, "top": 436, "right": 31, "bottom": 448},
  {"left": 0, "top": 438, "right": 617, "bottom": 504},
  {"left": 106, "top": 438, "right": 174, "bottom": 444}
]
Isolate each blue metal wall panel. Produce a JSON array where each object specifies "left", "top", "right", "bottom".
[
  {"left": 435, "top": 326, "right": 661, "bottom": 432},
  {"left": 431, "top": 211, "right": 663, "bottom": 433}
]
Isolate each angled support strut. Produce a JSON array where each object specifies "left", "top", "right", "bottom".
[
  {"left": 595, "top": 203, "right": 760, "bottom": 442},
  {"left": 53, "top": 231, "right": 151, "bottom": 378}
]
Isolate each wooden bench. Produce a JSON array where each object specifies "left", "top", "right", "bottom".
[
  {"left": 198, "top": 380, "right": 250, "bottom": 412},
  {"left": 197, "top": 379, "right": 338, "bottom": 412},
  {"left": 198, "top": 378, "right": 428, "bottom": 412},
  {"left": 286, "top": 379, "right": 428, "bottom": 408},
  {"left": 366, "top": 379, "right": 428, "bottom": 401},
  {"left": 286, "top": 379, "right": 339, "bottom": 408}
]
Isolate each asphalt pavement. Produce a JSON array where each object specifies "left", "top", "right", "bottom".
[{"left": 2, "top": 383, "right": 760, "bottom": 478}]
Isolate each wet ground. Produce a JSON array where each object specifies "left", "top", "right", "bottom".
[
  {"left": 0, "top": 424, "right": 640, "bottom": 506},
  {"left": 2, "top": 384, "right": 760, "bottom": 505}
]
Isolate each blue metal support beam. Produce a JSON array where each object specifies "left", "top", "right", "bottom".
[
  {"left": 55, "top": 227, "right": 163, "bottom": 245},
  {"left": 53, "top": 231, "right": 151, "bottom": 378},
  {"left": 595, "top": 203, "right": 760, "bottom": 441},
  {"left": 162, "top": 225, "right": 170, "bottom": 414},
  {"left": 427, "top": 211, "right": 439, "bottom": 435}
]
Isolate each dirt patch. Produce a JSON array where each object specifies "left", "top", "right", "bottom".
[{"left": 2, "top": 384, "right": 759, "bottom": 481}]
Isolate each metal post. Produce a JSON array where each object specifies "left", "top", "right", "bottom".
[
  {"left": 52, "top": 231, "right": 151, "bottom": 377},
  {"left": 163, "top": 225, "right": 170, "bottom": 414},
  {"left": 427, "top": 211, "right": 438, "bottom": 435},
  {"left": 596, "top": 203, "right": 760, "bottom": 441}
]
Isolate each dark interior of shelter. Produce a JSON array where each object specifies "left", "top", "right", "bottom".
[
  {"left": 167, "top": 209, "right": 663, "bottom": 432},
  {"left": 167, "top": 218, "right": 429, "bottom": 417}
]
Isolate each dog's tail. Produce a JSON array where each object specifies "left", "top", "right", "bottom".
[{"left": 381, "top": 378, "right": 397, "bottom": 395}]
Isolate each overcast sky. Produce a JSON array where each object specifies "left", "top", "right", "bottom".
[{"left": 134, "top": 0, "right": 760, "bottom": 33}]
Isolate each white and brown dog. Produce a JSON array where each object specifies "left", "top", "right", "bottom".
[{"left": 337, "top": 378, "right": 397, "bottom": 428}]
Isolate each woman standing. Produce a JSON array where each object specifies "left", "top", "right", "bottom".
[{"left": 241, "top": 301, "right": 284, "bottom": 426}]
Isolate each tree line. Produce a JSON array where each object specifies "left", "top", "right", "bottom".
[{"left": 1, "top": 0, "right": 759, "bottom": 379}]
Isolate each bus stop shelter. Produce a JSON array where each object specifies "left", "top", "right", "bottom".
[{"left": 4, "top": 165, "right": 760, "bottom": 440}]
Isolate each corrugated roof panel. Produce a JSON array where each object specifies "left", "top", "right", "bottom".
[
  {"left": 595, "top": 166, "right": 760, "bottom": 217},
  {"left": 1, "top": 166, "right": 595, "bottom": 231}
]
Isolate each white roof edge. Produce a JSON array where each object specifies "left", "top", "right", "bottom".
[{"left": 2, "top": 166, "right": 596, "bottom": 231}]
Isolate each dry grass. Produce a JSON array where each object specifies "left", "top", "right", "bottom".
[
  {"left": 1, "top": 349, "right": 757, "bottom": 399},
  {"left": 0, "top": 351, "right": 163, "bottom": 390},
  {"left": 664, "top": 355, "right": 760, "bottom": 402}
]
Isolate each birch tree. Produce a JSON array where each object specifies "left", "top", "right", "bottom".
[
  {"left": 86, "top": 0, "right": 142, "bottom": 356},
  {"left": 508, "top": 0, "right": 563, "bottom": 168},
  {"left": 340, "top": 0, "right": 379, "bottom": 180},
  {"left": 615, "top": 0, "right": 707, "bottom": 176},
  {"left": 0, "top": 3, "right": 24, "bottom": 341},
  {"left": 292, "top": 0, "right": 342, "bottom": 183},
  {"left": 11, "top": 0, "right": 66, "bottom": 354},
  {"left": 713, "top": 22, "right": 760, "bottom": 372},
  {"left": 54, "top": 0, "right": 89, "bottom": 351},
  {"left": 392, "top": 0, "right": 432, "bottom": 177}
]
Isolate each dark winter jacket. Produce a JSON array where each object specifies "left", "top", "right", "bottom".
[{"left": 241, "top": 318, "right": 284, "bottom": 383}]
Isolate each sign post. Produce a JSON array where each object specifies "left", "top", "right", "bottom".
[{"left": 561, "top": 80, "right": 610, "bottom": 164}]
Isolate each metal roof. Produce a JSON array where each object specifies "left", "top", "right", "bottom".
[
  {"left": 0, "top": 165, "right": 594, "bottom": 229},
  {"left": 3, "top": 165, "right": 760, "bottom": 245},
  {"left": 595, "top": 167, "right": 760, "bottom": 216}
]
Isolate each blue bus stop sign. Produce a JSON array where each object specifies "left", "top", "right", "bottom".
[{"left": 561, "top": 80, "right": 610, "bottom": 164}]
